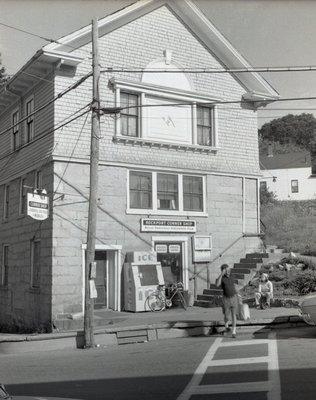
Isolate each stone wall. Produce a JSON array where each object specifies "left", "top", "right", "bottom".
[{"left": 51, "top": 161, "right": 261, "bottom": 317}]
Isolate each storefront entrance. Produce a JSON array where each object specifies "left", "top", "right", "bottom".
[
  {"left": 152, "top": 237, "right": 188, "bottom": 289},
  {"left": 82, "top": 245, "right": 122, "bottom": 312},
  {"left": 94, "top": 250, "right": 107, "bottom": 308}
]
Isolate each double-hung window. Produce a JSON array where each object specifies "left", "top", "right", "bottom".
[
  {"left": 25, "top": 96, "right": 34, "bottom": 142},
  {"left": 12, "top": 109, "right": 19, "bottom": 150},
  {"left": 157, "top": 173, "right": 178, "bottom": 210},
  {"left": 128, "top": 171, "right": 205, "bottom": 214},
  {"left": 129, "top": 171, "right": 152, "bottom": 209},
  {"left": 183, "top": 175, "right": 203, "bottom": 212},
  {"left": 30, "top": 239, "right": 41, "bottom": 288},
  {"left": 19, "top": 178, "right": 27, "bottom": 215},
  {"left": 3, "top": 185, "right": 9, "bottom": 220},
  {"left": 120, "top": 92, "right": 139, "bottom": 137},
  {"left": 197, "top": 105, "right": 213, "bottom": 146},
  {"left": 291, "top": 180, "right": 299, "bottom": 193},
  {"left": 1, "top": 245, "right": 9, "bottom": 286}
]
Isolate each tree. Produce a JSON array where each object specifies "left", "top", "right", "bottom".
[
  {"left": 0, "top": 54, "right": 8, "bottom": 86},
  {"left": 259, "top": 113, "right": 316, "bottom": 150},
  {"left": 260, "top": 185, "right": 276, "bottom": 206}
]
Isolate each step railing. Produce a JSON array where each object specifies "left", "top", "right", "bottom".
[{"left": 190, "top": 234, "right": 244, "bottom": 283}]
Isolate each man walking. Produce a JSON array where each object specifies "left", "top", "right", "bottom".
[{"left": 215, "top": 264, "right": 238, "bottom": 338}]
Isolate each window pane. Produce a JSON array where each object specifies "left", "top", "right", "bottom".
[
  {"left": 129, "top": 171, "right": 152, "bottom": 209},
  {"left": 128, "top": 116, "right": 137, "bottom": 137},
  {"left": 197, "top": 106, "right": 213, "bottom": 146},
  {"left": 291, "top": 180, "right": 299, "bottom": 193},
  {"left": 183, "top": 176, "right": 203, "bottom": 211},
  {"left": 120, "top": 115, "right": 128, "bottom": 136},
  {"left": 157, "top": 174, "right": 178, "bottom": 210}
]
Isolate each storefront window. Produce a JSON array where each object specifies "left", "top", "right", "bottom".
[
  {"left": 129, "top": 171, "right": 152, "bottom": 209},
  {"left": 157, "top": 173, "right": 178, "bottom": 210},
  {"left": 183, "top": 175, "right": 203, "bottom": 211}
]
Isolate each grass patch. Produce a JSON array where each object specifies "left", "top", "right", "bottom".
[{"left": 261, "top": 200, "right": 316, "bottom": 254}]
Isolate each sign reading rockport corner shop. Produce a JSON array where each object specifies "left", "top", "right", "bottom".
[
  {"left": 27, "top": 192, "right": 49, "bottom": 220},
  {"left": 141, "top": 218, "right": 196, "bottom": 233}
]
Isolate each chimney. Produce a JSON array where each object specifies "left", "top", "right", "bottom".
[{"left": 267, "top": 142, "right": 273, "bottom": 158}]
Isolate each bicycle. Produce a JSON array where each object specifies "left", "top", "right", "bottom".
[{"left": 146, "top": 282, "right": 187, "bottom": 312}]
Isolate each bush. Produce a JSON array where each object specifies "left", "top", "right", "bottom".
[{"left": 287, "top": 271, "right": 316, "bottom": 295}]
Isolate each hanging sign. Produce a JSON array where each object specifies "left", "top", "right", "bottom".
[
  {"left": 141, "top": 218, "right": 196, "bottom": 233},
  {"left": 27, "top": 192, "right": 49, "bottom": 220}
]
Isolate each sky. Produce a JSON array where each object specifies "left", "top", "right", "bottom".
[{"left": 1, "top": 0, "right": 316, "bottom": 127}]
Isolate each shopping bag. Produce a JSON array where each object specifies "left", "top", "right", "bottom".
[{"left": 237, "top": 297, "right": 250, "bottom": 321}]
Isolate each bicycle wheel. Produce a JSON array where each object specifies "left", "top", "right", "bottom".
[{"left": 146, "top": 292, "right": 165, "bottom": 312}]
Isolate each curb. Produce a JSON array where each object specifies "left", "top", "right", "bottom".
[{"left": 0, "top": 315, "right": 309, "bottom": 354}]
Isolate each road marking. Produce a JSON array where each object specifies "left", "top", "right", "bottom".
[
  {"left": 176, "top": 337, "right": 222, "bottom": 400},
  {"left": 177, "top": 334, "right": 281, "bottom": 400},
  {"left": 208, "top": 355, "right": 270, "bottom": 366},
  {"left": 267, "top": 333, "right": 282, "bottom": 400},
  {"left": 193, "top": 381, "right": 271, "bottom": 394}
]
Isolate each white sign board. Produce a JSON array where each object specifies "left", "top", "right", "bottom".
[
  {"left": 27, "top": 192, "right": 49, "bottom": 220},
  {"left": 169, "top": 244, "right": 181, "bottom": 254},
  {"left": 155, "top": 244, "right": 168, "bottom": 254},
  {"left": 141, "top": 218, "right": 196, "bottom": 233},
  {"left": 192, "top": 235, "right": 212, "bottom": 263}
]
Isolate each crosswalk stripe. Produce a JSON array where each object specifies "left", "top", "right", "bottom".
[
  {"left": 220, "top": 339, "right": 270, "bottom": 347},
  {"left": 207, "top": 355, "right": 270, "bottom": 366},
  {"left": 176, "top": 337, "right": 222, "bottom": 400},
  {"left": 191, "top": 381, "right": 270, "bottom": 394},
  {"left": 177, "top": 333, "right": 281, "bottom": 400}
]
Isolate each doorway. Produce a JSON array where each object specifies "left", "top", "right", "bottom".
[
  {"left": 152, "top": 236, "right": 189, "bottom": 290},
  {"left": 82, "top": 245, "right": 122, "bottom": 312},
  {"left": 94, "top": 250, "right": 107, "bottom": 309}
]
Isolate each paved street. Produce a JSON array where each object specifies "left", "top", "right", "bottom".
[{"left": 0, "top": 326, "right": 315, "bottom": 400}]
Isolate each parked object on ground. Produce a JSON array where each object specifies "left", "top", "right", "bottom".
[
  {"left": 300, "top": 293, "right": 316, "bottom": 325},
  {"left": 146, "top": 282, "right": 187, "bottom": 312}
]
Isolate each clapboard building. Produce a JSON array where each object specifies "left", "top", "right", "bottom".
[{"left": 0, "top": 0, "right": 278, "bottom": 330}]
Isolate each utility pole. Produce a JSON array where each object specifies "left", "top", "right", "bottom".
[{"left": 84, "top": 17, "right": 100, "bottom": 348}]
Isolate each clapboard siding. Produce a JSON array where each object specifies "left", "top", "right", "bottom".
[{"left": 0, "top": 75, "right": 55, "bottom": 184}]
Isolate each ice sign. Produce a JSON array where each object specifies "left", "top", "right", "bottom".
[{"left": 27, "top": 192, "right": 49, "bottom": 220}]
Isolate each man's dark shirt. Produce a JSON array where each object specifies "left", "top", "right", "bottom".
[{"left": 221, "top": 275, "right": 236, "bottom": 298}]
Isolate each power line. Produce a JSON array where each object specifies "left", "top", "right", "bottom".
[
  {"left": 0, "top": 107, "right": 91, "bottom": 167},
  {"left": 100, "top": 66, "right": 316, "bottom": 74},
  {"left": 0, "top": 73, "right": 92, "bottom": 137},
  {"left": 99, "top": 95, "right": 316, "bottom": 115},
  {"left": 0, "top": 20, "right": 92, "bottom": 56}
]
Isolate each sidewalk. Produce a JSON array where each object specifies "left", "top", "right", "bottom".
[{"left": 0, "top": 305, "right": 305, "bottom": 354}]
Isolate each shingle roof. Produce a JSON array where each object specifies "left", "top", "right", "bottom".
[{"left": 260, "top": 151, "right": 311, "bottom": 170}]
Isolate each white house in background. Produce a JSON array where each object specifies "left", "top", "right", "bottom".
[{"left": 260, "top": 150, "right": 316, "bottom": 200}]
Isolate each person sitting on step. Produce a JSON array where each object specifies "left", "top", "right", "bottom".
[{"left": 255, "top": 273, "right": 273, "bottom": 309}]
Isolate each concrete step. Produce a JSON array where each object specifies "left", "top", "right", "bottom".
[
  {"left": 197, "top": 294, "right": 220, "bottom": 301},
  {"left": 246, "top": 253, "right": 269, "bottom": 259},
  {"left": 194, "top": 299, "right": 222, "bottom": 308},
  {"left": 230, "top": 272, "right": 244, "bottom": 279},
  {"left": 234, "top": 263, "right": 257, "bottom": 269},
  {"left": 203, "top": 288, "right": 223, "bottom": 295},
  {"left": 239, "top": 258, "right": 263, "bottom": 264},
  {"left": 209, "top": 284, "right": 220, "bottom": 290},
  {"left": 231, "top": 267, "right": 251, "bottom": 274}
]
